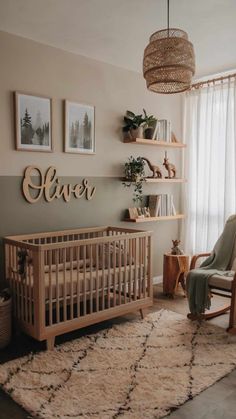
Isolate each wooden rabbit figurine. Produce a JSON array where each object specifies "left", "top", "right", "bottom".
[
  {"left": 141, "top": 157, "right": 162, "bottom": 178},
  {"left": 163, "top": 152, "right": 176, "bottom": 178}
]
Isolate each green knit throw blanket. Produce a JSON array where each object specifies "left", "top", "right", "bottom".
[{"left": 186, "top": 215, "right": 236, "bottom": 315}]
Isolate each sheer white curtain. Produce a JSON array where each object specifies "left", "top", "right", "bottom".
[{"left": 184, "top": 79, "right": 236, "bottom": 254}]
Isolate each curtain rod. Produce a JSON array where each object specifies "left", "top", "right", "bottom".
[{"left": 190, "top": 72, "right": 236, "bottom": 90}]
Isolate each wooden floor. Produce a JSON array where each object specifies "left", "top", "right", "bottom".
[{"left": 0, "top": 284, "right": 236, "bottom": 419}]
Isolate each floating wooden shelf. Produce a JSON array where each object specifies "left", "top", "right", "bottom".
[
  {"left": 124, "top": 138, "right": 186, "bottom": 148},
  {"left": 121, "top": 178, "right": 186, "bottom": 183},
  {"left": 145, "top": 178, "right": 187, "bottom": 183},
  {"left": 124, "top": 214, "right": 185, "bottom": 223}
]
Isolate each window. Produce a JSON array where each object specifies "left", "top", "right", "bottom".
[{"left": 184, "top": 79, "right": 236, "bottom": 254}]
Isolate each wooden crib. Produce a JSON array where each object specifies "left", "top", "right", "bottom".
[{"left": 4, "top": 226, "right": 153, "bottom": 349}]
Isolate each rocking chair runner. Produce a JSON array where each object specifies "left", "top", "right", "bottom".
[{"left": 187, "top": 216, "right": 236, "bottom": 333}]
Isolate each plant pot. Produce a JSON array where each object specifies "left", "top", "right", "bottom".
[
  {"left": 130, "top": 174, "right": 142, "bottom": 183},
  {"left": 123, "top": 131, "right": 132, "bottom": 141},
  {"left": 144, "top": 127, "right": 154, "bottom": 139},
  {"left": 130, "top": 126, "right": 144, "bottom": 139}
]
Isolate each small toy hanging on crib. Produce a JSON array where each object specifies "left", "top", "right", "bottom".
[{"left": 15, "top": 250, "right": 32, "bottom": 279}]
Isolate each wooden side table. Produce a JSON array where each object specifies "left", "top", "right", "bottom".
[{"left": 163, "top": 253, "right": 189, "bottom": 298}]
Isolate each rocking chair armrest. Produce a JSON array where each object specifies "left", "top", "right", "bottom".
[
  {"left": 190, "top": 253, "right": 211, "bottom": 270},
  {"left": 231, "top": 272, "right": 236, "bottom": 289}
]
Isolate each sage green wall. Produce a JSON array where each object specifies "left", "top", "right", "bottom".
[{"left": 0, "top": 31, "right": 184, "bottom": 281}]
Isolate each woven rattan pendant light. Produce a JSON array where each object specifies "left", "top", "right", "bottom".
[{"left": 143, "top": 0, "right": 195, "bottom": 94}]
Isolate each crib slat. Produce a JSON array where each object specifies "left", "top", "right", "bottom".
[
  {"left": 95, "top": 244, "right": 99, "bottom": 312},
  {"left": 11, "top": 246, "right": 18, "bottom": 318},
  {"left": 118, "top": 240, "right": 122, "bottom": 305},
  {"left": 15, "top": 246, "right": 20, "bottom": 320},
  {"left": 124, "top": 239, "right": 127, "bottom": 304},
  {"left": 63, "top": 248, "right": 67, "bottom": 322},
  {"left": 5, "top": 244, "right": 11, "bottom": 313},
  {"left": 55, "top": 249, "right": 59, "bottom": 323},
  {"left": 76, "top": 246, "right": 80, "bottom": 318},
  {"left": 70, "top": 247, "right": 73, "bottom": 320},
  {"left": 28, "top": 253, "right": 33, "bottom": 325},
  {"left": 113, "top": 240, "right": 116, "bottom": 307},
  {"left": 133, "top": 239, "right": 137, "bottom": 301},
  {"left": 90, "top": 244, "right": 93, "bottom": 314},
  {"left": 139, "top": 237, "right": 142, "bottom": 299},
  {"left": 143, "top": 236, "right": 147, "bottom": 298},
  {"left": 83, "top": 244, "right": 87, "bottom": 316},
  {"left": 129, "top": 239, "right": 132, "bottom": 302},
  {"left": 12, "top": 247, "right": 17, "bottom": 318},
  {"left": 8, "top": 246, "right": 14, "bottom": 317},
  {"left": 101, "top": 243, "right": 105, "bottom": 310},
  {"left": 48, "top": 250, "right": 53, "bottom": 326},
  {"left": 24, "top": 255, "right": 28, "bottom": 323},
  {"left": 148, "top": 236, "right": 153, "bottom": 298},
  {"left": 108, "top": 242, "right": 111, "bottom": 309},
  {"left": 17, "top": 247, "right": 24, "bottom": 321}
]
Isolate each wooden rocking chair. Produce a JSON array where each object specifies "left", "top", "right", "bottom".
[{"left": 188, "top": 252, "right": 236, "bottom": 333}]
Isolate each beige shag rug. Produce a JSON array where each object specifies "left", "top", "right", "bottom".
[{"left": 1, "top": 309, "right": 236, "bottom": 419}]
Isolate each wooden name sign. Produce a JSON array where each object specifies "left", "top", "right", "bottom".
[{"left": 22, "top": 166, "right": 96, "bottom": 203}]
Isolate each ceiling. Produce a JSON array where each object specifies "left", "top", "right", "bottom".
[{"left": 0, "top": 0, "right": 235, "bottom": 78}]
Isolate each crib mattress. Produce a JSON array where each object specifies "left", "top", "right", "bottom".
[{"left": 26, "top": 265, "right": 144, "bottom": 301}]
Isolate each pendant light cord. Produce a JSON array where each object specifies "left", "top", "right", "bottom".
[{"left": 167, "top": 0, "right": 170, "bottom": 36}]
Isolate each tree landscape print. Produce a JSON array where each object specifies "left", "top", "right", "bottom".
[
  {"left": 16, "top": 93, "right": 51, "bottom": 151},
  {"left": 65, "top": 101, "right": 95, "bottom": 153}
]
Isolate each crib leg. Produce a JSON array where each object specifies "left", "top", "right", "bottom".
[
  {"left": 46, "top": 336, "right": 55, "bottom": 350},
  {"left": 140, "top": 309, "right": 146, "bottom": 319}
]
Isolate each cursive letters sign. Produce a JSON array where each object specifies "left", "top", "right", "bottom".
[{"left": 22, "top": 166, "right": 96, "bottom": 204}]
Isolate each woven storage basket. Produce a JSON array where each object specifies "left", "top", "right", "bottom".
[{"left": 0, "top": 298, "right": 12, "bottom": 349}]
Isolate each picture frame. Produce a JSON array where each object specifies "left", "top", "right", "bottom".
[
  {"left": 128, "top": 207, "right": 151, "bottom": 219},
  {"left": 15, "top": 92, "right": 52, "bottom": 152},
  {"left": 64, "top": 100, "right": 95, "bottom": 154},
  {"left": 128, "top": 208, "right": 139, "bottom": 219}
]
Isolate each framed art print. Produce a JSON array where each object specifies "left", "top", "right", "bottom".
[
  {"left": 65, "top": 100, "right": 95, "bottom": 154},
  {"left": 15, "top": 92, "right": 52, "bottom": 152}
]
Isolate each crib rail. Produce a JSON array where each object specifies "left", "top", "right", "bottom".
[
  {"left": 5, "top": 226, "right": 143, "bottom": 244},
  {"left": 4, "top": 227, "right": 152, "bottom": 342}
]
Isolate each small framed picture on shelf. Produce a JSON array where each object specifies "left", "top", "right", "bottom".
[
  {"left": 15, "top": 92, "right": 52, "bottom": 152},
  {"left": 64, "top": 100, "right": 95, "bottom": 154},
  {"left": 128, "top": 208, "right": 139, "bottom": 219},
  {"left": 128, "top": 207, "right": 150, "bottom": 219}
]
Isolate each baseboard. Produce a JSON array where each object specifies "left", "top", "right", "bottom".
[{"left": 153, "top": 275, "right": 163, "bottom": 285}]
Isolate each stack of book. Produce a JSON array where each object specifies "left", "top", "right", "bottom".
[
  {"left": 151, "top": 119, "right": 171, "bottom": 142},
  {"left": 148, "top": 194, "right": 177, "bottom": 217}
]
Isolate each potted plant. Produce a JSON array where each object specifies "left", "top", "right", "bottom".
[
  {"left": 122, "top": 111, "right": 145, "bottom": 139},
  {"left": 122, "top": 156, "right": 146, "bottom": 202},
  {"left": 143, "top": 109, "right": 157, "bottom": 139}
]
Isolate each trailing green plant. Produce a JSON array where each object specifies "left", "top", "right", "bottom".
[
  {"left": 122, "top": 156, "right": 146, "bottom": 203},
  {"left": 122, "top": 110, "right": 145, "bottom": 133}
]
